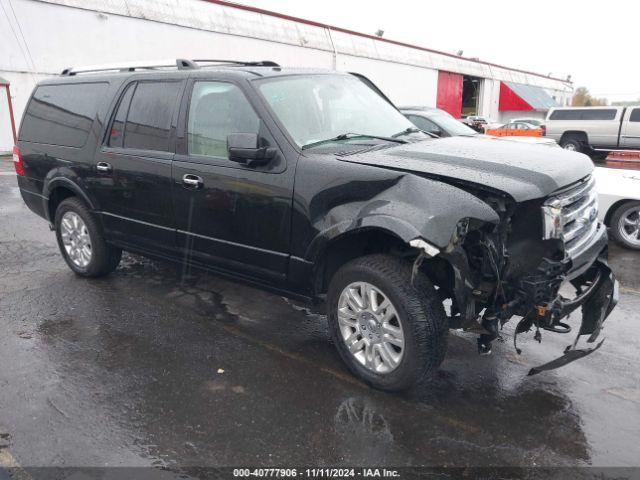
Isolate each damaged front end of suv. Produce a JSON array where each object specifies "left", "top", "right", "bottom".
[
  {"left": 417, "top": 174, "right": 618, "bottom": 374},
  {"left": 255, "top": 71, "right": 618, "bottom": 387}
]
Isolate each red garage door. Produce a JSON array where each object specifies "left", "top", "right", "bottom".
[{"left": 436, "top": 71, "right": 463, "bottom": 118}]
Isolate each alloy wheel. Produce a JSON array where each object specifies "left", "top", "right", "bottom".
[
  {"left": 618, "top": 205, "right": 640, "bottom": 247},
  {"left": 337, "top": 282, "right": 405, "bottom": 374},
  {"left": 60, "top": 211, "right": 93, "bottom": 268}
]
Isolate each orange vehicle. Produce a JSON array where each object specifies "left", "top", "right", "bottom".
[{"left": 485, "top": 121, "right": 544, "bottom": 137}]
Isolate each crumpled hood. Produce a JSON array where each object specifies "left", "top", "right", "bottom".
[{"left": 339, "top": 136, "right": 594, "bottom": 201}]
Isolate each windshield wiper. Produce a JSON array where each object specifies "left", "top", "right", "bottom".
[
  {"left": 392, "top": 127, "right": 420, "bottom": 137},
  {"left": 301, "top": 132, "right": 408, "bottom": 150},
  {"left": 393, "top": 127, "right": 438, "bottom": 139}
]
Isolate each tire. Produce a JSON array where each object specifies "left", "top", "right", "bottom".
[
  {"left": 327, "top": 254, "right": 448, "bottom": 391},
  {"left": 54, "top": 197, "right": 122, "bottom": 277},
  {"left": 609, "top": 201, "right": 640, "bottom": 250},
  {"left": 560, "top": 138, "right": 584, "bottom": 153}
]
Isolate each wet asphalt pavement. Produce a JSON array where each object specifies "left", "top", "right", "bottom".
[{"left": 1, "top": 159, "right": 639, "bottom": 472}]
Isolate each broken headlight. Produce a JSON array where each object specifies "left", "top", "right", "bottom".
[
  {"left": 541, "top": 202, "right": 564, "bottom": 240},
  {"left": 541, "top": 176, "right": 598, "bottom": 254}
]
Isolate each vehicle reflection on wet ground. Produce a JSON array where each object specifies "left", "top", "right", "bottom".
[{"left": 0, "top": 160, "right": 639, "bottom": 471}]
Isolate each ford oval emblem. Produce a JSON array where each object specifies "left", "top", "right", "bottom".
[{"left": 578, "top": 207, "right": 597, "bottom": 226}]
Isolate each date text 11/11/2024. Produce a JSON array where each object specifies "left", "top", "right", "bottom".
[{"left": 232, "top": 468, "right": 400, "bottom": 477}]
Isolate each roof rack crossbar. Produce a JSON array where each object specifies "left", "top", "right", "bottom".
[{"left": 60, "top": 59, "right": 279, "bottom": 76}]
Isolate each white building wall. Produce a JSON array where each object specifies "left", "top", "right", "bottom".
[
  {"left": 478, "top": 78, "right": 500, "bottom": 121},
  {"left": 337, "top": 56, "right": 438, "bottom": 107},
  {"left": 0, "top": 0, "right": 573, "bottom": 152}
]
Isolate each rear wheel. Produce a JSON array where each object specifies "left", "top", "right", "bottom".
[
  {"left": 610, "top": 201, "right": 640, "bottom": 250},
  {"left": 327, "top": 254, "right": 448, "bottom": 391},
  {"left": 55, "top": 197, "right": 122, "bottom": 277}
]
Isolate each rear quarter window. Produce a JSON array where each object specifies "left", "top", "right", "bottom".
[{"left": 19, "top": 83, "right": 108, "bottom": 147}]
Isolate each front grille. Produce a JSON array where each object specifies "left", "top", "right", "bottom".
[{"left": 543, "top": 176, "right": 599, "bottom": 257}]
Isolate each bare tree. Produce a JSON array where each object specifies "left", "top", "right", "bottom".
[{"left": 572, "top": 87, "right": 608, "bottom": 106}]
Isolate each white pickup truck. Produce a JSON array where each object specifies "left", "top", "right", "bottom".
[{"left": 546, "top": 106, "right": 640, "bottom": 161}]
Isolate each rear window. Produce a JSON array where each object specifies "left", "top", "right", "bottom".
[
  {"left": 20, "top": 83, "right": 107, "bottom": 147},
  {"left": 549, "top": 109, "right": 617, "bottom": 121}
]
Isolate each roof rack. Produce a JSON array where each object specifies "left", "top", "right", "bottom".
[
  {"left": 60, "top": 58, "right": 280, "bottom": 76},
  {"left": 191, "top": 59, "right": 280, "bottom": 67}
]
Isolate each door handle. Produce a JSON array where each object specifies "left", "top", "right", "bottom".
[
  {"left": 182, "top": 174, "right": 203, "bottom": 189},
  {"left": 96, "top": 161, "right": 112, "bottom": 173}
]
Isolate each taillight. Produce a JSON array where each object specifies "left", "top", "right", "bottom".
[{"left": 12, "top": 146, "right": 25, "bottom": 176}]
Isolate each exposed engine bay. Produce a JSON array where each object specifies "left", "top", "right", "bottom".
[{"left": 418, "top": 176, "right": 619, "bottom": 374}]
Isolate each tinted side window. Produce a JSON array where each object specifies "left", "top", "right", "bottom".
[
  {"left": 20, "top": 83, "right": 107, "bottom": 147},
  {"left": 187, "top": 81, "right": 260, "bottom": 158},
  {"left": 580, "top": 109, "right": 617, "bottom": 120},
  {"left": 108, "top": 83, "right": 135, "bottom": 148},
  {"left": 549, "top": 109, "right": 617, "bottom": 121},
  {"left": 629, "top": 109, "right": 640, "bottom": 122},
  {"left": 124, "top": 82, "right": 181, "bottom": 152},
  {"left": 549, "top": 109, "right": 582, "bottom": 120}
]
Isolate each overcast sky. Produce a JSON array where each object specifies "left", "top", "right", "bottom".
[{"left": 239, "top": 0, "right": 638, "bottom": 102}]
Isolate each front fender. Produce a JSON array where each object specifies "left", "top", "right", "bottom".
[{"left": 305, "top": 174, "right": 500, "bottom": 261}]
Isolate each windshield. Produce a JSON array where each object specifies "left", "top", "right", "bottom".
[
  {"left": 430, "top": 114, "right": 478, "bottom": 136},
  {"left": 256, "top": 74, "right": 419, "bottom": 148}
]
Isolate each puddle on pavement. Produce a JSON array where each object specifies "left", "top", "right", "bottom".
[{"left": 27, "top": 252, "right": 594, "bottom": 467}]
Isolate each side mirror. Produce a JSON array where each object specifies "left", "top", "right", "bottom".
[{"left": 227, "top": 133, "right": 276, "bottom": 166}]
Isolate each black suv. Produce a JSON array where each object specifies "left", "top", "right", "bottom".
[{"left": 14, "top": 59, "right": 618, "bottom": 390}]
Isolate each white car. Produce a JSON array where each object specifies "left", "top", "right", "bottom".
[{"left": 594, "top": 166, "right": 640, "bottom": 250}]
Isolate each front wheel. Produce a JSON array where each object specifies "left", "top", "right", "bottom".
[
  {"left": 610, "top": 201, "right": 640, "bottom": 250},
  {"left": 55, "top": 197, "right": 122, "bottom": 277},
  {"left": 327, "top": 254, "right": 448, "bottom": 391}
]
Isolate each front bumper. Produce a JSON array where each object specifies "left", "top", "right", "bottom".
[
  {"left": 566, "top": 221, "right": 608, "bottom": 281},
  {"left": 527, "top": 252, "right": 619, "bottom": 375}
]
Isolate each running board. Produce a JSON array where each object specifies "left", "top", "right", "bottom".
[{"left": 592, "top": 148, "right": 640, "bottom": 153}]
